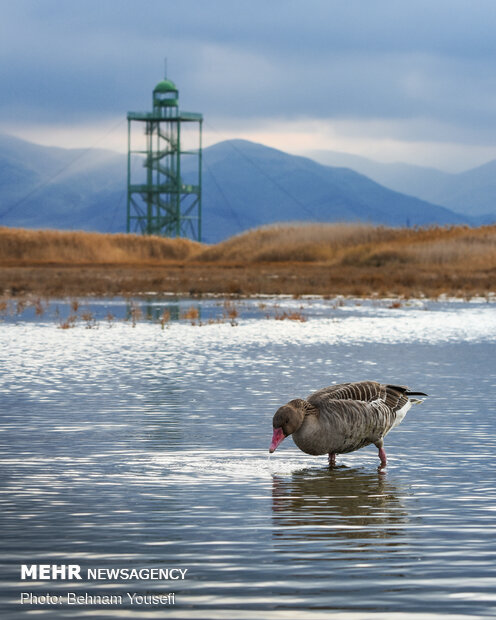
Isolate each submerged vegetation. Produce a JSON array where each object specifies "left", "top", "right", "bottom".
[
  {"left": 0, "top": 223, "right": 495, "bottom": 298},
  {"left": 0, "top": 296, "right": 312, "bottom": 329}
]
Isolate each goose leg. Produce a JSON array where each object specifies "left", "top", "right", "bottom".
[
  {"left": 328, "top": 453, "right": 336, "bottom": 467},
  {"left": 375, "top": 439, "right": 387, "bottom": 467}
]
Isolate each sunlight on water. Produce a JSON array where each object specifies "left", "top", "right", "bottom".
[{"left": 0, "top": 297, "right": 495, "bottom": 618}]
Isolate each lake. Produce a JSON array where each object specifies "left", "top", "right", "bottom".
[{"left": 1, "top": 296, "right": 495, "bottom": 619}]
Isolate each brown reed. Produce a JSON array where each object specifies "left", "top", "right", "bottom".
[{"left": 1, "top": 223, "right": 495, "bottom": 298}]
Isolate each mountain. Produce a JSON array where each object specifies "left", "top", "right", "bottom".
[
  {"left": 195, "top": 140, "right": 468, "bottom": 242},
  {"left": 0, "top": 134, "right": 126, "bottom": 232},
  {"left": 430, "top": 160, "right": 496, "bottom": 219},
  {"left": 306, "top": 148, "right": 496, "bottom": 222},
  {"left": 0, "top": 134, "right": 471, "bottom": 243}
]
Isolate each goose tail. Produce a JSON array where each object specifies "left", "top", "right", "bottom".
[
  {"left": 407, "top": 390, "right": 428, "bottom": 406},
  {"left": 404, "top": 389, "right": 428, "bottom": 406}
]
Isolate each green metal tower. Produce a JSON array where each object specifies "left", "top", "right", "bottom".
[{"left": 127, "top": 78, "right": 203, "bottom": 240}]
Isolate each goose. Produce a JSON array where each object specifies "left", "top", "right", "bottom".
[{"left": 269, "top": 381, "right": 427, "bottom": 467}]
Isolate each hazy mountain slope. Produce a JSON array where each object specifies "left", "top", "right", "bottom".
[
  {"left": 307, "top": 148, "right": 496, "bottom": 220},
  {"left": 430, "top": 160, "right": 496, "bottom": 217},
  {"left": 306, "top": 149, "right": 451, "bottom": 199},
  {"left": 0, "top": 134, "right": 126, "bottom": 232}
]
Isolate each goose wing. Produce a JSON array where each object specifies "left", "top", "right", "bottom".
[
  {"left": 308, "top": 380, "right": 412, "bottom": 414},
  {"left": 302, "top": 394, "right": 395, "bottom": 452}
]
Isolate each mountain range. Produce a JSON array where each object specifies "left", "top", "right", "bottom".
[
  {"left": 0, "top": 133, "right": 494, "bottom": 244},
  {"left": 306, "top": 148, "right": 496, "bottom": 221},
  {"left": 0, "top": 134, "right": 125, "bottom": 233}
]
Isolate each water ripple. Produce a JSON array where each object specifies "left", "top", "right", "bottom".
[{"left": 0, "top": 299, "right": 495, "bottom": 618}]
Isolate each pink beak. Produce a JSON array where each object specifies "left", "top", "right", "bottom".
[{"left": 269, "top": 427, "right": 285, "bottom": 453}]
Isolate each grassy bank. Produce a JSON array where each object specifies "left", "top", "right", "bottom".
[
  {"left": 0, "top": 227, "right": 200, "bottom": 264},
  {"left": 1, "top": 223, "right": 495, "bottom": 298}
]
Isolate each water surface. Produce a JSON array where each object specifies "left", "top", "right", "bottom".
[{"left": 1, "top": 297, "right": 495, "bottom": 618}]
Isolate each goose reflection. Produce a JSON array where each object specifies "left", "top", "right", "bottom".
[{"left": 272, "top": 467, "right": 410, "bottom": 548}]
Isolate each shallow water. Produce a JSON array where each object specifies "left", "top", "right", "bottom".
[{"left": 1, "top": 297, "right": 495, "bottom": 618}]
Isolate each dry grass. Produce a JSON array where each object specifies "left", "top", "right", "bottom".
[
  {"left": 274, "top": 311, "right": 307, "bottom": 322},
  {"left": 0, "top": 227, "right": 201, "bottom": 265},
  {"left": 194, "top": 222, "right": 496, "bottom": 269},
  {"left": 404, "top": 237, "right": 496, "bottom": 267},
  {"left": 194, "top": 222, "right": 399, "bottom": 263},
  {"left": 1, "top": 223, "right": 495, "bottom": 298},
  {"left": 181, "top": 306, "right": 200, "bottom": 321}
]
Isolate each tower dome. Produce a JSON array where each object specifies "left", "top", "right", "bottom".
[
  {"left": 153, "top": 78, "right": 178, "bottom": 109},
  {"left": 153, "top": 79, "right": 178, "bottom": 94}
]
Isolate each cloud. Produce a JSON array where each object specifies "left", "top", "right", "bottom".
[{"left": 2, "top": 0, "right": 496, "bottom": 168}]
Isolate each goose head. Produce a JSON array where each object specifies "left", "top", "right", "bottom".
[{"left": 269, "top": 401, "right": 306, "bottom": 453}]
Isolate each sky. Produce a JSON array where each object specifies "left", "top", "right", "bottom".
[{"left": 2, "top": 0, "right": 496, "bottom": 171}]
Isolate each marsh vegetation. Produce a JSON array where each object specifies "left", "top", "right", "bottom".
[{"left": 1, "top": 223, "right": 495, "bottom": 298}]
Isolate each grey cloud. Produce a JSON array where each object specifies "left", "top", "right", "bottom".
[{"left": 1, "top": 0, "right": 496, "bottom": 145}]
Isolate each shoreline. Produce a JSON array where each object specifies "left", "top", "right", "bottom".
[{"left": 1, "top": 261, "right": 495, "bottom": 300}]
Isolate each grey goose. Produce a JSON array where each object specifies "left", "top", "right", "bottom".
[{"left": 269, "top": 380, "right": 427, "bottom": 467}]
